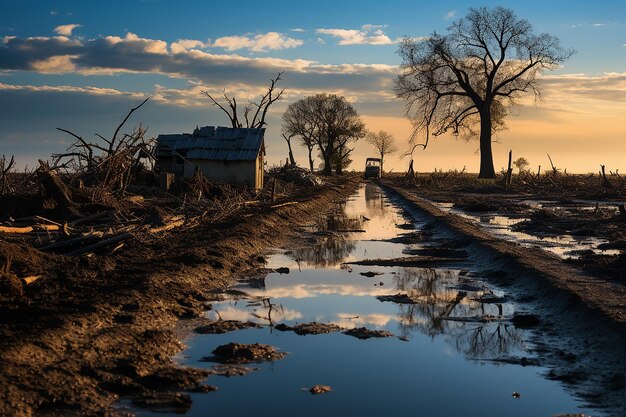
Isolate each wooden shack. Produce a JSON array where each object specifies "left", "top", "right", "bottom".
[{"left": 155, "top": 126, "right": 265, "bottom": 189}]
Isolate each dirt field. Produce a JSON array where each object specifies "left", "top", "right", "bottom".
[{"left": 0, "top": 174, "right": 362, "bottom": 417}]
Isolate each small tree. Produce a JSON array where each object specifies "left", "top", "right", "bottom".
[
  {"left": 513, "top": 157, "right": 529, "bottom": 173},
  {"left": 395, "top": 7, "right": 573, "bottom": 178},
  {"left": 366, "top": 130, "right": 398, "bottom": 175}
]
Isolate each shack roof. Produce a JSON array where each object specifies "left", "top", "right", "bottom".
[{"left": 155, "top": 126, "right": 265, "bottom": 161}]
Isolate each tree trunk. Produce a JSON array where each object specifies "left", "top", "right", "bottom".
[
  {"left": 286, "top": 139, "right": 296, "bottom": 166},
  {"left": 478, "top": 109, "right": 495, "bottom": 179},
  {"left": 322, "top": 153, "right": 332, "bottom": 175},
  {"left": 308, "top": 146, "right": 314, "bottom": 172}
]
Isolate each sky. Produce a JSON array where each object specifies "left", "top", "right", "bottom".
[{"left": 1, "top": 0, "right": 625, "bottom": 173}]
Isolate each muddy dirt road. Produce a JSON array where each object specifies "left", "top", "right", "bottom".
[{"left": 129, "top": 183, "right": 625, "bottom": 417}]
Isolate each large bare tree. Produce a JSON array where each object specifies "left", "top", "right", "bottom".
[
  {"left": 395, "top": 7, "right": 574, "bottom": 178},
  {"left": 366, "top": 130, "right": 398, "bottom": 175},
  {"left": 283, "top": 94, "right": 366, "bottom": 175},
  {"left": 203, "top": 72, "right": 284, "bottom": 129}
]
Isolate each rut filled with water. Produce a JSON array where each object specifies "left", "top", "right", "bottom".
[{"left": 139, "top": 183, "right": 601, "bottom": 417}]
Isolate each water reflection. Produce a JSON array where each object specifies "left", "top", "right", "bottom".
[
  {"left": 174, "top": 184, "right": 593, "bottom": 417},
  {"left": 392, "top": 267, "right": 525, "bottom": 359},
  {"left": 291, "top": 235, "right": 356, "bottom": 268}
]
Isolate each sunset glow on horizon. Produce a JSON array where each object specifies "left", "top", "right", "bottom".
[{"left": 1, "top": 0, "right": 624, "bottom": 174}]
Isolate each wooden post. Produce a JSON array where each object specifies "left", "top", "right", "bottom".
[
  {"left": 160, "top": 172, "right": 174, "bottom": 193},
  {"left": 271, "top": 179, "right": 276, "bottom": 202},
  {"left": 505, "top": 150, "right": 513, "bottom": 188}
]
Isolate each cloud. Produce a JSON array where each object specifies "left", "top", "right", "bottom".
[
  {"left": 290, "top": 28, "right": 306, "bottom": 32},
  {"left": 316, "top": 25, "right": 394, "bottom": 45},
  {"left": 0, "top": 33, "right": 396, "bottom": 94},
  {"left": 54, "top": 24, "right": 82, "bottom": 36},
  {"left": 50, "top": 10, "right": 58, "bottom": 15},
  {"left": 170, "top": 38, "right": 210, "bottom": 54},
  {"left": 212, "top": 32, "right": 303, "bottom": 52},
  {"left": 444, "top": 10, "right": 457, "bottom": 20}
]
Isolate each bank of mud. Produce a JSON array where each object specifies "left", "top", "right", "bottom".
[
  {"left": 380, "top": 177, "right": 626, "bottom": 415},
  {"left": 0, "top": 176, "right": 362, "bottom": 417}
]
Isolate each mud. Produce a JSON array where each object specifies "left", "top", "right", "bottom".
[
  {"left": 0, "top": 175, "right": 361, "bottom": 416},
  {"left": 343, "top": 327, "right": 394, "bottom": 339},
  {"left": 274, "top": 322, "right": 343, "bottom": 335},
  {"left": 208, "top": 343, "right": 286, "bottom": 363},
  {"left": 308, "top": 385, "right": 332, "bottom": 395},
  {"left": 195, "top": 320, "right": 261, "bottom": 334}
]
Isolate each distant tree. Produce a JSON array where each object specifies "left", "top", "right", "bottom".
[
  {"left": 283, "top": 94, "right": 365, "bottom": 175},
  {"left": 513, "top": 156, "right": 529, "bottom": 173},
  {"left": 282, "top": 99, "right": 317, "bottom": 171},
  {"left": 204, "top": 72, "right": 284, "bottom": 129},
  {"left": 395, "top": 7, "right": 574, "bottom": 178},
  {"left": 366, "top": 130, "right": 398, "bottom": 175}
]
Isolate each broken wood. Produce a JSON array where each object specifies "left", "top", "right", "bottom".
[
  {"left": 270, "top": 201, "right": 298, "bottom": 209},
  {"left": 66, "top": 233, "right": 132, "bottom": 256},
  {"left": 69, "top": 212, "right": 112, "bottom": 226},
  {"left": 0, "top": 224, "right": 59, "bottom": 234},
  {"left": 20, "top": 275, "right": 42, "bottom": 285},
  {"left": 39, "top": 232, "right": 104, "bottom": 251},
  {"left": 37, "top": 159, "right": 76, "bottom": 214},
  {"left": 148, "top": 218, "right": 185, "bottom": 234}
]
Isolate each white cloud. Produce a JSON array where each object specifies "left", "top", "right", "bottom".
[
  {"left": 170, "top": 38, "right": 210, "bottom": 54},
  {"left": 31, "top": 55, "right": 78, "bottom": 73},
  {"left": 212, "top": 32, "right": 303, "bottom": 52},
  {"left": 290, "top": 28, "right": 306, "bottom": 32},
  {"left": 315, "top": 24, "right": 394, "bottom": 45},
  {"left": 0, "top": 82, "right": 144, "bottom": 98},
  {"left": 50, "top": 10, "right": 58, "bottom": 15},
  {"left": 54, "top": 24, "right": 81, "bottom": 36},
  {"left": 444, "top": 10, "right": 457, "bottom": 20},
  {"left": 592, "top": 23, "right": 607, "bottom": 27},
  {"left": 104, "top": 32, "right": 168, "bottom": 54}
]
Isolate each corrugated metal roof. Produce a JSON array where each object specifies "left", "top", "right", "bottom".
[{"left": 155, "top": 126, "right": 264, "bottom": 161}]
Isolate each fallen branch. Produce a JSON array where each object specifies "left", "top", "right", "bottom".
[{"left": 66, "top": 233, "right": 132, "bottom": 256}]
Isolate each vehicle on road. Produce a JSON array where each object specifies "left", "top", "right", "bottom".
[{"left": 364, "top": 158, "right": 382, "bottom": 179}]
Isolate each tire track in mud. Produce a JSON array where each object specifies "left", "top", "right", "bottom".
[{"left": 380, "top": 180, "right": 626, "bottom": 416}]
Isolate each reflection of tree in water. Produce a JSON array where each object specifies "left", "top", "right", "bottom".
[
  {"left": 393, "top": 267, "right": 524, "bottom": 359},
  {"left": 293, "top": 234, "right": 356, "bottom": 268},
  {"left": 364, "top": 183, "right": 386, "bottom": 218},
  {"left": 313, "top": 205, "right": 364, "bottom": 232}
]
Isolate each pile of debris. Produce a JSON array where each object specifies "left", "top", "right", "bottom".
[{"left": 269, "top": 165, "right": 323, "bottom": 187}]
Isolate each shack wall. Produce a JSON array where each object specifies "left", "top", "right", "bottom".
[{"left": 189, "top": 159, "right": 261, "bottom": 189}]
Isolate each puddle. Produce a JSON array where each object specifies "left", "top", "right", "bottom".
[
  {"left": 136, "top": 184, "right": 599, "bottom": 417},
  {"left": 432, "top": 202, "right": 620, "bottom": 259}
]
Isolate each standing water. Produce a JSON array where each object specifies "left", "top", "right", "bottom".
[{"left": 138, "top": 184, "right": 596, "bottom": 417}]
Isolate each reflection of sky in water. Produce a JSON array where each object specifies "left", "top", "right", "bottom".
[
  {"left": 432, "top": 202, "right": 620, "bottom": 259},
  {"left": 144, "top": 184, "right": 594, "bottom": 417}
]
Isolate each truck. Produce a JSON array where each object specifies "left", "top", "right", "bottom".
[{"left": 364, "top": 158, "right": 382, "bottom": 179}]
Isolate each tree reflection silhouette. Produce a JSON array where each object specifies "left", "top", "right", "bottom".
[{"left": 392, "top": 267, "right": 524, "bottom": 359}]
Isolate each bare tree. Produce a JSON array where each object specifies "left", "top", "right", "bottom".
[
  {"left": 366, "top": 130, "right": 398, "bottom": 175},
  {"left": 0, "top": 154, "right": 15, "bottom": 194},
  {"left": 283, "top": 94, "right": 365, "bottom": 175},
  {"left": 54, "top": 97, "right": 154, "bottom": 193},
  {"left": 281, "top": 133, "right": 297, "bottom": 167},
  {"left": 395, "top": 7, "right": 574, "bottom": 178},
  {"left": 204, "top": 72, "right": 284, "bottom": 129}
]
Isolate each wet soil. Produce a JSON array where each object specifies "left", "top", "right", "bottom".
[{"left": 0, "top": 176, "right": 361, "bottom": 417}]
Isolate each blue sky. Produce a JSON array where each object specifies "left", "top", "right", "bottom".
[{"left": 1, "top": 0, "right": 625, "bottom": 172}]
